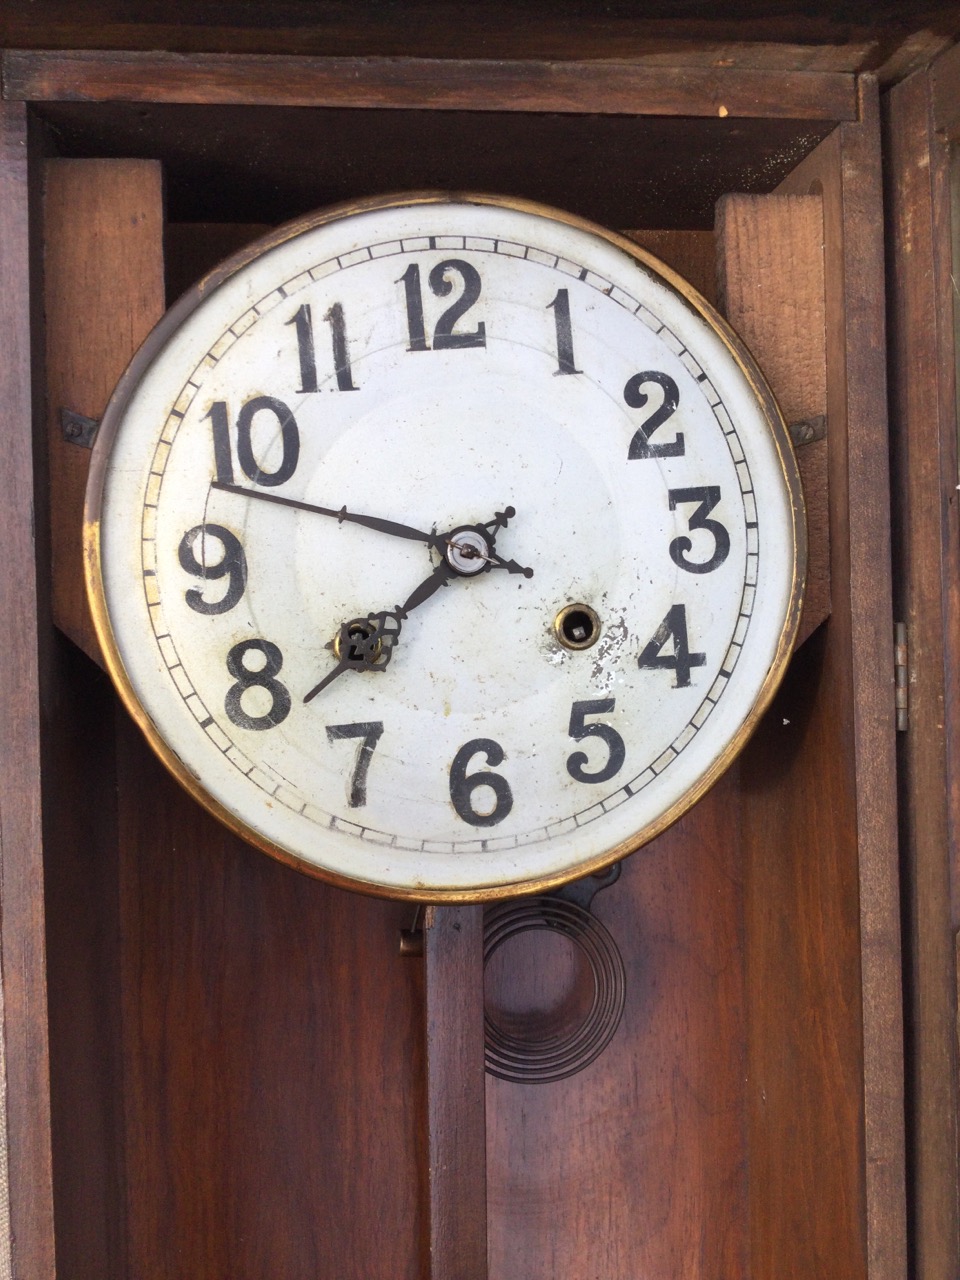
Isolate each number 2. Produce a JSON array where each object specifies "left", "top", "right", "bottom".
[{"left": 624, "top": 371, "right": 682, "bottom": 459}]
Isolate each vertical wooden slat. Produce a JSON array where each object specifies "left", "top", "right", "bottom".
[
  {"left": 884, "top": 62, "right": 960, "bottom": 1280},
  {"left": 43, "top": 158, "right": 165, "bottom": 662},
  {"left": 767, "top": 76, "right": 907, "bottom": 1280},
  {"left": 41, "top": 158, "right": 165, "bottom": 1278},
  {"left": 716, "top": 192, "right": 830, "bottom": 646},
  {"left": 716, "top": 195, "right": 858, "bottom": 1280},
  {"left": 0, "top": 100, "right": 56, "bottom": 1279},
  {"left": 423, "top": 905, "right": 487, "bottom": 1280}
]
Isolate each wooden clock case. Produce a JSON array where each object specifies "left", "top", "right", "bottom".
[{"left": 1, "top": 16, "right": 955, "bottom": 1278}]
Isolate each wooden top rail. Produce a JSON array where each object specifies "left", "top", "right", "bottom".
[{"left": 2, "top": 49, "right": 858, "bottom": 119}]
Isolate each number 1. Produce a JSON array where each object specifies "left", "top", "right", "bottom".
[
  {"left": 286, "top": 302, "right": 359, "bottom": 392},
  {"left": 547, "top": 288, "right": 581, "bottom": 375}
]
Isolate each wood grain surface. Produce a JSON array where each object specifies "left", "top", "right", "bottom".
[
  {"left": 931, "top": 38, "right": 960, "bottom": 139},
  {"left": 622, "top": 229, "right": 718, "bottom": 305},
  {"left": 768, "top": 78, "right": 906, "bottom": 1280},
  {"left": 116, "top": 714, "right": 424, "bottom": 1279},
  {"left": 0, "top": 100, "right": 57, "bottom": 1280},
  {"left": 32, "top": 101, "right": 835, "bottom": 232},
  {"left": 3, "top": 50, "right": 858, "bottom": 121},
  {"left": 42, "top": 642, "right": 126, "bottom": 1279},
  {"left": 423, "top": 907, "right": 487, "bottom": 1280},
  {"left": 884, "top": 61, "right": 960, "bottom": 1279},
  {"left": 716, "top": 193, "right": 830, "bottom": 646},
  {"left": 0, "top": 1, "right": 956, "bottom": 80},
  {"left": 486, "top": 774, "right": 747, "bottom": 1280},
  {"left": 43, "top": 158, "right": 165, "bottom": 663}
]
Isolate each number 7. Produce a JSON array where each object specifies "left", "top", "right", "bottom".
[{"left": 326, "top": 721, "right": 384, "bottom": 808}]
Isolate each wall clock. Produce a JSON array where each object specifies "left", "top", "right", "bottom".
[{"left": 84, "top": 192, "right": 805, "bottom": 900}]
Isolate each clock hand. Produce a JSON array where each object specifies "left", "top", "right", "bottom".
[
  {"left": 443, "top": 508, "right": 534, "bottom": 579},
  {"left": 210, "top": 480, "right": 444, "bottom": 551},
  {"left": 302, "top": 562, "right": 455, "bottom": 703},
  {"left": 302, "top": 507, "right": 533, "bottom": 702}
]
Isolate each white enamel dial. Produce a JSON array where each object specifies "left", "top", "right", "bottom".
[{"left": 86, "top": 194, "right": 805, "bottom": 900}]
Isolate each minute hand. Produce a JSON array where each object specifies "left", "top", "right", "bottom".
[{"left": 210, "top": 480, "right": 442, "bottom": 550}]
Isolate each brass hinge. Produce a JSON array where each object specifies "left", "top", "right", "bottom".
[{"left": 895, "top": 621, "right": 909, "bottom": 733}]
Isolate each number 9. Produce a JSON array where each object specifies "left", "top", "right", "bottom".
[{"left": 178, "top": 523, "right": 248, "bottom": 615}]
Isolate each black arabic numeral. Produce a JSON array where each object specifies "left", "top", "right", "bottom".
[
  {"left": 400, "top": 263, "right": 429, "bottom": 351},
  {"left": 399, "top": 259, "right": 487, "bottom": 351},
  {"left": 178, "top": 524, "right": 248, "bottom": 615},
  {"left": 324, "top": 302, "right": 358, "bottom": 391},
  {"left": 430, "top": 259, "right": 486, "bottom": 349},
  {"left": 236, "top": 395, "right": 300, "bottom": 487},
  {"left": 326, "top": 721, "right": 384, "bottom": 807},
  {"left": 287, "top": 302, "right": 358, "bottom": 392},
  {"left": 625, "top": 371, "right": 683, "bottom": 459},
  {"left": 286, "top": 303, "right": 318, "bottom": 393},
  {"left": 668, "top": 486, "right": 730, "bottom": 574},
  {"left": 206, "top": 399, "right": 235, "bottom": 484},
  {"left": 566, "top": 699, "right": 626, "bottom": 784},
  {"left": 547, "top": 288, "right": 581, "bottom": 375},
  {"left": 638, "top": 605, "right": 706, "bottom": 688},
  {"left": 449, "top": 738, "right": 513, "bottom": 827},
  {"left": 224, "top": 639, "right": 291, "bottom": 731},
  {"left": 208, "top": 396, "right": 300, "bottom": 488}
]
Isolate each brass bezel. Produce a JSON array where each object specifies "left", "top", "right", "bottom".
[{"left": 84, "top": 190, "right": 807, "bottom": 903}]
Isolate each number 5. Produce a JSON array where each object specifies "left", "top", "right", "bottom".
[{"left": 566, "top": 699, "right": 626, "bottom": 784}]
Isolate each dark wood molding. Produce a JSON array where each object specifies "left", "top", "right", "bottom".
[
  {"left": 1, "top": 49, "right": 858, "bottom": 120},
  {"left": 753, "top": 74, "right": 907, "bottom": 1280},
  {"left": 0, "top": 99, "right": 56, "bottom": 1280},
  {"left": 0, "top": 4, "right": 957, "bottom": 81},
  {"left": 884, "top": 58, "right": 960, "bottom": 1279},
  {"left": 930, "top": 38, "right": 960, "bottom": 137}
]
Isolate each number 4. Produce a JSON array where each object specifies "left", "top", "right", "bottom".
[{"left": 637, "top": 605, "right": 706, "bottom": 688}]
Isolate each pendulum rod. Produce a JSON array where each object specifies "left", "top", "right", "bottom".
[{"left": 421, "top": 905, "right": 488, "bottom": 1280}]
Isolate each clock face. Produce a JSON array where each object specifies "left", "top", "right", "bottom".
[{"left": 86, "top": 194, "right": 804, "bottom": 900}]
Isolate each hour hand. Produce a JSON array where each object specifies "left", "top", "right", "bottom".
[
  {"left": 302, "top": 564, "right": 452, "bottom": 703},
  {"left": 303, "top": 614, "right": 396, "bottom": 704}
]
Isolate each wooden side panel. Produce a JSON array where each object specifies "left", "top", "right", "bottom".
[
  {"left": 39, "top": 158, "right": 164, "bottom": 1280},
  {"left": 116, "top": 716, "right": 424, "bottom": 1279},
  {"left": 0, "top": 100, "right": 56, "bottom": 1280},
  {"left": 43, "top": 158, "right": 165, "bottom": 663},
  {"left": 42, "top": 640, "right": 127, "bottom": 1280},
  {"left": 884, "top": 64, "right": 960, "bottom": 1279},
  {"left": 717, "top": 194, "right": 863, "bottom": 1280},
  {"left": 623, "top": 228, "right": 718, "bottom": 304},
  {"left": 748, "top": 78, "right": 905, "bottom": 1279}
]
